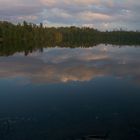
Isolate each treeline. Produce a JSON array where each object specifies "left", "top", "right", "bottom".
[
  {"left": 0, "top": 21, "right": 99, "bottom": 46},
  {"left": 0, "top": 21, "right": 140, "bottom": 55}
]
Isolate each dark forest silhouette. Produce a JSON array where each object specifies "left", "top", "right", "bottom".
[{"left": 0, "top": 21, "right": 140, "bottom": 56}]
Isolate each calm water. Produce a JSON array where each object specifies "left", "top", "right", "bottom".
[{"left": 0, "top": 44, "right": 140, "bottom": 140}]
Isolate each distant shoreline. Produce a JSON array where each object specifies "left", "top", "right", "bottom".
[{"left": 0, "top": 21, "right": 140, "bottom": 48}]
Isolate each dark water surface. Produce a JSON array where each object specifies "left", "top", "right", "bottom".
[{"left": 0, "top": 45, "right": 140, "bottom": 140}]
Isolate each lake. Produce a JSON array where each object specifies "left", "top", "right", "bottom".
[{"left": 0, "top": 44, "right": 140, "bottom": 140}]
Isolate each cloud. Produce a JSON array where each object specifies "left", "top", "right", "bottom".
[
  {"left": 0, "top": 0, "right": 140, "bottom": 30},
  {"left": 78, "top": 11, "right": 111, "bottom": 21}
]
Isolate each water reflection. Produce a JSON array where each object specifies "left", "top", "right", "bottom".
[
  {"left": 0, "top": 45, "right": 140, "bottom": 140},
  {"left": 0, "top": 45, "right": 140, "bottom": 84}
]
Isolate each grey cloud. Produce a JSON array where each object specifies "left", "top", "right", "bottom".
[
  {"left": 0, "top": 6, "right": 42, "bottom": 17},
  {"left": 41, "top": 0, "right": 140, "bottom": 30},
  {"left": 0, "top": 0, "right": 139, "bottom": 30}
]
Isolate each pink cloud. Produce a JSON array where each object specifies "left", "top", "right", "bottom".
[{"left": 78, "top": 11, "right": 111, "bottom": 21}]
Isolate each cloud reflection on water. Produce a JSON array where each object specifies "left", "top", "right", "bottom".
[{"left": 0, "top": 45, "right": 140, "bottom": 84}]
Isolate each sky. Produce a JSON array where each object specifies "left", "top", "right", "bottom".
[{"left": 0, "top": 0, "right": 140, "bottom": 30}]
